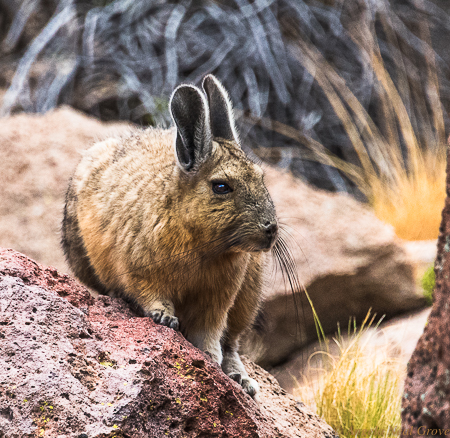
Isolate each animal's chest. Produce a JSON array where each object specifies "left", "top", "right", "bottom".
[{"left": 173, "top": 254, "right": 249, "bottom": 308}]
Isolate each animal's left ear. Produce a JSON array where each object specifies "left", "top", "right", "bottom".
[
  {"left": 202, "top": 74, "right": 239, "bottom": 144},
  {"left": 170, "top": 84, "right": 213, "bottom": 173}
]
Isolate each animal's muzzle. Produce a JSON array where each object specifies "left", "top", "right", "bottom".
[{"left": 263, "top": 221, "right": 278, "bottom": 250}]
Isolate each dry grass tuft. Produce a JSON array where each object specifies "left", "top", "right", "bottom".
[
  {"left": 370, "top": 153, "right": 446, "bottom": 241},
  {"left": 295, "top": 313, "right": 405, "bottom": 438}
]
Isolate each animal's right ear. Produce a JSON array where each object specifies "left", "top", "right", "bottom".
[
  {"left": 202, "top": 74, "right": 239, "bottom": 144},
  {"left": 170, "top": 84, "right": 212, "bottom": 173}
]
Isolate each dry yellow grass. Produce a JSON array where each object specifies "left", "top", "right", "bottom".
[
  {"left": 370, "top": 153, "right": 446, "bottom": 240},
  {"left": 295, "top": 314, "right": 405, "bottom": 438},
  {"left": 295, "top": 39, "right": 447, "bottom": 241}
]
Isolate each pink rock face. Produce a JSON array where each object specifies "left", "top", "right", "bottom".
[
  {"left": 0, "top": 248, "right": 334, "bottom": 437},
  {"left": 401, "top": 149, "right": 450, "bottom": 435}
]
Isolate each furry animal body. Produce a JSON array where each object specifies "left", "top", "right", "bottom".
[{"left": 62, "top": 75, "right": 278, "bottom": 396}]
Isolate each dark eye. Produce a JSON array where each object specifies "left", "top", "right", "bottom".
[{"left": 212, "top": 182, "right": 232, "bottom": 194}]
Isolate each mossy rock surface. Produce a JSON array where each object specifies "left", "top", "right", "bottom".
[{"left": 421, "top": 264, "right": 435, "bottom": 306}]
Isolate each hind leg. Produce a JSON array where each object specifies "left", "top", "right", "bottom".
[
  {"left": 222, "top": 342, "right": 259, "bottom": 396},
  {"left": 222, "top": 257, "right": 263, "bottom": 396},
  {"left": 62, "top": 181, "right": 109, "bottom": 295},
  {"left": 188, "top": 329, "right": 224, "bottom": 365}
]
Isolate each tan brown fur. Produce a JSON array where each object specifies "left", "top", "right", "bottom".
[{"left": 62, "top": 75, "right": 278, "bottom": 396}]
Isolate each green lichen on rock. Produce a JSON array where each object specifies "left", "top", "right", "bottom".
[{"left": 421, "top": 264, "right": 436, "bottom": 306}]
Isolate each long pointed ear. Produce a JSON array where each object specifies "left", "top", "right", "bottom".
[
  {"left": 170, "top": 84, "right": 213, "bottom": 173},
  {"left": 202, "top": 74, "right": 239, "bottom": 144}
]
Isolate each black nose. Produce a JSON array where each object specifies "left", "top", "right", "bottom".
[{"left": 264, "top": 222, "right": 278, "bottom": 241}]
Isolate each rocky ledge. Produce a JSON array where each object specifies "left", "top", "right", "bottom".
[{"left": 0, "top": 248, "right": 334, "bottom": 438}]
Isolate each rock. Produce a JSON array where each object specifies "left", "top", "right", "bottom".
[
  {"left": 402, "top": 148, "right": 450, "bottom": 435},
  {"left": 402, "top": 240, "right": 438, "bottom": 269},
  {"left": 0, "top": 106, "right": 130, "bottom": 271},
  {"left": 242, "top": 167, "right": 425, "bottom": 367},
  {"left": 0, "top": 248, "right": 335, "bottom": 437},
  {"left": 0, "top": 107, "right": 425, "bottom": 370}
]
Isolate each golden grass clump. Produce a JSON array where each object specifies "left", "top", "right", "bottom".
[
  {"left": 295, "top": 314, "right": 405, "bottom": 438},
  {"left": 370, "top": 153, "right": 446, "bottom": 241}
]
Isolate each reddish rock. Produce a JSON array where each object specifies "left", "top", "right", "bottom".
[
  {"left": 0, "top": 248, "right": 335, "bottom": 437},
  {"left": 402, "top": 147, "right": 450, "bottom": 434},
  {"left": 0, "top": 248, "right": 95, "bottom": 309}
]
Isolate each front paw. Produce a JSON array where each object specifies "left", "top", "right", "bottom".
[
  {"left": 241, "top": 377, "right": 259, "bottom": 397},
  {"left": 148, "top": 310, "right": 179, "bottom": 330},
  {"left": 227, "top": 372, "right": 259, "bottom": 397},
  {"left": 228, "top": 372, "right": 242, "bottom": 385}
]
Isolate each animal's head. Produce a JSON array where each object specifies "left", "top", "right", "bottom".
[{"left": 169, "top": 74, "right": 278, "bottom": 254}]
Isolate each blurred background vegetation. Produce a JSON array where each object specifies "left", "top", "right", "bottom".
[{"left": 0, "top": 0, "right": 448, "bottom": 240}]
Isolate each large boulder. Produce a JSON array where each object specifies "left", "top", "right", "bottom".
[
  {"left": 0, "top": 248, "right": 335, "bottom": 437},
  {"left": 402, "top": 149, "right": 450, "bottom": 434},
  {"left": 0, "top": 107, "right": 425, "bottom": 370},
  {"left": 0, "top": 107, "right": 130, "bottom": 271}
]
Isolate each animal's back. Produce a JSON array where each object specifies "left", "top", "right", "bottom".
[{"left": 62, "top": 128, "right": 175, "bottom": 295}]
